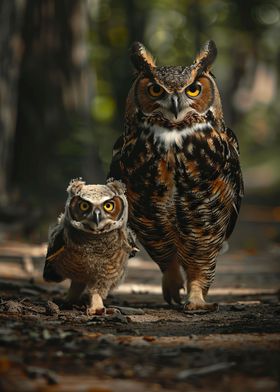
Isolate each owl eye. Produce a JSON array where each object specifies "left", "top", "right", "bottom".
[
  {"left": 186, "top": 83, "right": 201, "bottom": 98},
  {"left": 148, "top": 84, "right": 165, "bottom": 98},
  {"left": 79, "top": 201, "right": 90, "bottom": 212},
  {"left": 103, "top": 201, "right": 115, "bottom": 212}
]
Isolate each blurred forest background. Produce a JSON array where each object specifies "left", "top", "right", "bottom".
[{"left": 0, "top": 0, "right": 280, "bottom": 245}]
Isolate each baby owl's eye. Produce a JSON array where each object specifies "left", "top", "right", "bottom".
[
  {"left": 148, "top": 84, "right": 165, "bottom": 98},
  {"left": 185, "top": 83, "right": 201, "bottom": 98},
  {"left": 79, "top": 201, "right": 90, "bottom": 212},
  {"left": 103, "top": 201, "right": 115, "bottom": 212}
]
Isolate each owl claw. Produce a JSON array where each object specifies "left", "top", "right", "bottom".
[
  {"left": 86, "top": 307, "right": 121, "bottom": 316},
  {"left": 86, "top": 306, "right": 106, "bottom": 316},
  {"left": 86, "top": 292, "right": 105, "bottom": 316}
]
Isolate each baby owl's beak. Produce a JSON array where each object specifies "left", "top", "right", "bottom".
[{"left": 92, "top": 209, "right": 102, "bottom": 225}]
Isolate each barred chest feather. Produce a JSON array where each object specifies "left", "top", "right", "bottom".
[
  {"left": 121, "top": 120, "right": 236, "bottom": 256},
  {"left": 54, "top": 229, "right": 128, "bottom": 283}
]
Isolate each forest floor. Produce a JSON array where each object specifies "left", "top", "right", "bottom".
[{"left": 0, "top": 204, "right": 279, "bottom": 392}]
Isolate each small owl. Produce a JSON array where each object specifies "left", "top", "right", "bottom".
[
  {"left": 43, "top": 178, "right": 137, "bottom": 315},
  {"left": 109, "top": 41, "right": 243, "bottom": 311}
]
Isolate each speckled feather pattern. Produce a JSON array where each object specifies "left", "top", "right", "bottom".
[
  {"left": 109, "top": 41, "right": 243, "bottom": 309},
  {"left": 43, "top": 180, "right": 136, "bottom": 314},
  {"left": 51, "top": 225, "right": 129, "bottom": 297}
]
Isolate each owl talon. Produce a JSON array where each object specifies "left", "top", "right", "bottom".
[{"left": 86, "top": 306, "right": 106, "bottom": 316}]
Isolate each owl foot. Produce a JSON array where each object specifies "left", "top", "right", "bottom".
[
  {"left": 87, "top": 292, "right": 105, "bottom": 316},
  {"left": 162, "top": 259, "right": 185, "bottom": 305},
  {"left": 184, "top": 301, "right": 219, "bottom": 313},
  {"left": 86, "top": 307, "right": 120, "bottom": 316}
]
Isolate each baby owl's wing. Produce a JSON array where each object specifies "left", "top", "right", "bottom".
[
  {"left": 43, "top": 224, "right": 65, "bottom": 282},
  {"left": 46, "top": 224, "right": 65, "bottom": 261}
]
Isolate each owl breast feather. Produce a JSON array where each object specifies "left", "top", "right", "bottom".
[{"left": 111, "top": 119, "right": 241, "bottom": 267}]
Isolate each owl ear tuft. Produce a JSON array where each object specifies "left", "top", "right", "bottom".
[
  {"left": 130, "top": 42, "right": 156, "bottom": 73},
  {"left": 193, "top": 40, "right": 217, "bottom": 74},
  {"left": 67, "top": 178, "right": 85, "bottom": 195},
  {"left": 106, "top": 178, "right": 126, "bottom": 195}
]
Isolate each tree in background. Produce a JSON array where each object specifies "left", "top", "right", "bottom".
[
  {"left": 0, "top": 0, "right": 279, "bottom": 241},
  {"left": 0, "top": 0, "right": 103, "bottom": 239}
]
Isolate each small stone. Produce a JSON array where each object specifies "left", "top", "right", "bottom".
[
  {"left": 106, "top": 307, "right": 121, "bottom": 315},
  {"left": 42, "top": 329, "right": 51, "bottom": 340},
  {"left": 4, "top": 300, "right": 22, "bottom": 314},
  {"left": 261, "top": 297, "right": 278, "bottom": 304},
  {"left": 230, "top": 304, "right": 245, "bottom": 311},
  {"left": 130, "top": 339, "right": 150, "bottom": 347},
  {"left": 19, "top": 288, "right": 38, "bottom": 296},
  {"left": 143, "top": 335, "right": 156, "bottom": 342},
  {"left": 26, "top": 366, "right": 59, "bottom": 385},
  {"left": 115, "top": 306, "right": 145, "bottom": 315},
  {"left": 45, "top": 301, "right": 60, "bottom": 316},
  {"left": 97, "top": 334, "right": 116, "bottom": 344},
  {"left": 107, "top": 313, "right": 128, "bottom": 323}
]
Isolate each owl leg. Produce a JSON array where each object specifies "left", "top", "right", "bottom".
[
  {"left": 65, "top": 281, "right": 86, "bottom": 304},
  {"left": 184, "top": 265, "right": 218, "bottom": 312},
  {"left": 87, "top": 289, "right": 106, "bottom": 316},
  {"left": 162, "top": 258, "right": 185, "bottom": 305}
]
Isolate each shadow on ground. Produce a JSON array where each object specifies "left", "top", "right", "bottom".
[{"left": 0, "top": 204, "right": 280, "bottom": 392}]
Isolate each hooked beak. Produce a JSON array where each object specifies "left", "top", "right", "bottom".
[
  {"left": 92, "top": 209, "right": 102, "bottom": 225},
  {"left": 171, "top": 95, "right": 180, "bottom": 119}
]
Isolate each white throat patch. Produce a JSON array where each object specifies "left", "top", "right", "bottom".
[{"left": 142, "top": 122, "right": 212, "bottom": 149}]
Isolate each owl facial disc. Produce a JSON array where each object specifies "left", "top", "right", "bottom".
[{"left": 64, "top": 179, "right": 128, "bottom": 235}]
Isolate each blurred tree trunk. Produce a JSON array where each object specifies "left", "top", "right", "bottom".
[
  {"left": 189, "top": 0, "right": 204, "bottom": 52},
  {"left": 0, "top": 0, "right": 26, "bottom": 206},
  {"left": 0, "top": 0, "right": 103, "bottom": 238},
  {"left": 12, "top": 0, "right": 103, "bottom": 213},
  {"left": 97, "top": 0, "right": 147, "bottom": 134}
]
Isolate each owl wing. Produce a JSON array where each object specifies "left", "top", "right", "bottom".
[
  {"left": 224, "top": 127, "right": 244, "bottom": 239},
  {"left": 43, "top": 224, "right": 65, "bottom": 282},
  {"left": 108, "top": 134, "right": 125, "bottom": 180},
  {"left": 46, "top": 224, "right": 65, "bottom": 261}
]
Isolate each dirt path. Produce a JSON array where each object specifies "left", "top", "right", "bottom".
[{"left": 0, "top": 210, "right": 279, "bottom": 391}]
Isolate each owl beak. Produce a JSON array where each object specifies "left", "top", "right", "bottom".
[
  {"left": 92, "top": 209, "right": 102, "bottom": 225},
  {"left": 171, "top": 95, "right": 179, "bottom": 119}
]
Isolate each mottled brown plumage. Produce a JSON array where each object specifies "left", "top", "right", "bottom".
[
  {"left": 43, "top": 179, "right": 137, "bottom": 315},
  {"left": 109, "top": 41, "right": 243, "bottom": 311}
]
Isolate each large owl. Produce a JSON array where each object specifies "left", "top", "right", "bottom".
[
  {"left": 109, "top": 41, "right": 243, "bottom": 311},
  {"left": 43, "top": 178, "right": 137, "bottom": 315}
]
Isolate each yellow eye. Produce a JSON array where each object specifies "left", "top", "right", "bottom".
[
  {"left": 103, "top": 201, "right": 114, "bottom": 212},
  {"left": 148, "top": 84, "right": 165, "bottom": 98},
  {"left": 79, "top": 201, "right": 90, "bottom": 212},
  {"left": 186, "top": 83, "right": 201, "bottom": 98}
]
